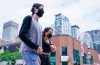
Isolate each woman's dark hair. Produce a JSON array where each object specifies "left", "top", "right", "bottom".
[
  {"left": 31, "top": 3, "right": 44, "bottom": 15},
  {"left": 42, "top": 27, "right": 53, "bottom": 37}
]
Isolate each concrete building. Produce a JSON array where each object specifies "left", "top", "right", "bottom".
[
  {"left": 71, "top": 25, "right": 80, "bottom": 40},
  {"left": 50, "top": 35, "right": 99, "bottom": 65},
  {"left": 50, "top": 24, "right": 55, "bottom": 35},
  {"left": 2, "top": 21, "right": 18, "bottom": 42},
  {"left": 54, "top": 13, "right": 71, "bottom": 36},
  {"left": 86, "top": 30, "right": 100, "bottom": 53},
  {"left": 0, "top": 37, "right": 20, "bottom": 53},
  {"left": 0, "top": 39, "right": 8, "bottom": 54},
  {"left": 79, "top": 32, "right": 93, "bottom": 48}
]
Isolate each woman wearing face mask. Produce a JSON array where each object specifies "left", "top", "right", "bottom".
[{"left": 39, "top": 27, "right": 56, "bottom": 65}]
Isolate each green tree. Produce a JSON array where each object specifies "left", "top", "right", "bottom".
[{"left": 0, "top": 50, "right": 21, "bottom": 63}]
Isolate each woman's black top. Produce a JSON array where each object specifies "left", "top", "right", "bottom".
[{"left": 42, "top": 38, "right": 52, "bottom": 53}]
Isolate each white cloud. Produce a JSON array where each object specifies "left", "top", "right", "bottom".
[
  {"left": 0, "top": 0, "right": 100, "bottom": 38},
  {"left": 59, "top": 0, "right": 100, "bottom": 32}
]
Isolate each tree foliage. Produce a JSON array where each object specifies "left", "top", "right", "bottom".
[{"left": 0, "top": 50, "right": 21, "bottom": 62}]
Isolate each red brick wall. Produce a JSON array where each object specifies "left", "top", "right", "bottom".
[
  {"left": 51, "top": 35, "right": 99, "bottom": 65},
  {"left": 90, "top": 48, "right": 99, "bottom": 64}
]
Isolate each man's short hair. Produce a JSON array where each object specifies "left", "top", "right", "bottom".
[{"left": 31, "top": 3, "right": 43, "bottom": 15}]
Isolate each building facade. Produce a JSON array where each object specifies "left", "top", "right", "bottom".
[
  {"left": 71, "top": 25, "right": 80, "bottom": 40},
  {"left": 50, "top": 35, "right": 99, "bottom": 65},
  {"left": 2, "top": 21, "right": 18, "bottom": 42},
  {"left": 86, "top": 30, "right": 100, "bottom": 53},
  {"left": 54, "top": 13, "right": 71, "bottom": 36},
  {"left": 79, "top": 32, "right": 93, "bottom": 48},
  {"left": 0, "top": 35, "right": 99, "bottom": 65}
]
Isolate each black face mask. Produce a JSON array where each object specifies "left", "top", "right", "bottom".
[
  {"left": 47, "top": 34, "right": 52, "bottom": 38},
  {"left": 36, "top": 9, "right": 44, "bottom": 17}
]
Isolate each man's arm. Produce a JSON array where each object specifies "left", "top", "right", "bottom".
[{"left": 19, "top": 15, "right": 39, "bottom": 50}]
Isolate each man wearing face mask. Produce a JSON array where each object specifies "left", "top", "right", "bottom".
[
  {"left": 19, "top": 3, "right": 44, "bottom": 65},
  {"left": 39, "top": 27, "right": 56, "bottom": 65}
]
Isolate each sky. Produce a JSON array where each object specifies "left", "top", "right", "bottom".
[{"left": 0, "top": 0, "right": 100, "bottom": 39}]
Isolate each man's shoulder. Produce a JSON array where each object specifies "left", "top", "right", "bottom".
[
  {"left": 22, "top": 15, "right": 32, "bottom": 24},
  {"left": 24, "top": 15, "right": 32, "bottom": 19}
]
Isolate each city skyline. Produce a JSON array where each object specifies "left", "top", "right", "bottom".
[
  {"left": 0, "top": 0, "right": 100, "bottom": 38},
  {"left": 2, "top": 21, "right": 18, "bottom": 41}
]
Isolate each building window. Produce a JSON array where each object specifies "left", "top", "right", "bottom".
[
  {"left": 51, "top": 52, "right": 56, "bottom": 56},
  {"left": 62, "top": 62, "right": 68, "bottom": 65},
  {"left": 89, "top": 56, "right": 94, "bottom": 64},
  {"left": 62, "top": 47, "right": 67, "bottom": 56},
  {"left": 83, "top": 53, "right": 88, "bottom": 64},
  {"left": 55, "top": 20, "right": 62, "bottom": 26},
  {"left": 6, "top": 46, "right": 9, "bottom": 48},
  {"left": 50, "top": 52, "right": 56, "bottom": 65},
  {"left": 97, "top": 44, "right": 100, "bottom": 53},
  {"left": 59, "top": 20, "right": 62, "bottom": 25},
  {"left": 52, "top": 62, "right": 56, "bottom": 65},
  {"left": 95, "top": 31, "right": 97, "bottom": 34},
  {"left": 73, "top": 49, "right": 80, "bottom": 64}
]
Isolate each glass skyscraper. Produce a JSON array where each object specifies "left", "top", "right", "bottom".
[{"left": 54, "top": 13, "right": 71, "bottom": 36}]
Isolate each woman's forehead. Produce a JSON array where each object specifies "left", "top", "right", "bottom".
[{"left": 48, "top": 29, "right": 53, "bottom": 33}]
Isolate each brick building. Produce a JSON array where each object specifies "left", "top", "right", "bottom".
[{"left": 50, "top": 35, "right": 99, "bottom": 65}]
